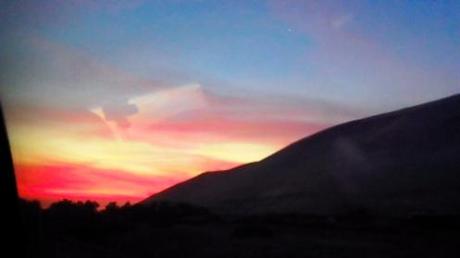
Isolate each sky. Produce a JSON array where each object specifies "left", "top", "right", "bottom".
[{"left": 1, "top": 0, "right": 459, "bottom": 207}]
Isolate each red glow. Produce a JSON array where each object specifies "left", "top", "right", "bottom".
[{"left": 15, "top": 163, "right": 184, "bottom": 207}]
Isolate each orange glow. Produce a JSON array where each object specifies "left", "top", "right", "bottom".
[{"left": 4, "top": 46, "right": 327, "bottom": 206}]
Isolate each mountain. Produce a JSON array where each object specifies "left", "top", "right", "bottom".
[{"left": 143, "top": 95, "right": 460, "bottom": 216}]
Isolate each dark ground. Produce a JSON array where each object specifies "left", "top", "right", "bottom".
[{"left": 19, "top": 199, "right": 460, "bottom": 258}]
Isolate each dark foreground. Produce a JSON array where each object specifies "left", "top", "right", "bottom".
[{"left": 20, "top": 199, "right": 460, "bottom": 258}]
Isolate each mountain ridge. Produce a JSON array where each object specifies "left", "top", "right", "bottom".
[{"left": 143, "top": 94, "right": 460, "bottom": 215}]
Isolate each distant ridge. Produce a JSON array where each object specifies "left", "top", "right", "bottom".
[{"left": 143, "top": 95, "right": 460, "bottom": 216}]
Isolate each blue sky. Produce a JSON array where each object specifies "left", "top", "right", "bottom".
[{"left": 2, "top": 0, "right": 459, "bottom": 113}]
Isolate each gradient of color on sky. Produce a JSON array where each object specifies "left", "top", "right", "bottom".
[{"left": 1, "top": 0, "right": 459, "bottom": 206}]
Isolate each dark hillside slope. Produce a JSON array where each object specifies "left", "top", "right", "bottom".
[{"left": 144, "top": 95, "right": 460, "bottom": 215}]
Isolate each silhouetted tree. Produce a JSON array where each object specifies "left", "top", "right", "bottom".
[{"left": 103, "top": 201, "right": 120, "bottom": 214}]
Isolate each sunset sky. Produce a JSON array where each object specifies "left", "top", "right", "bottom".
[{"left": 1, "top": 0, "right": 459, "bottom": 206}]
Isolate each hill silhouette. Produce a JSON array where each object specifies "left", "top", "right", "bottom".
[{"left": 144, "top": 94, "right": 460, "bottom": 216}]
